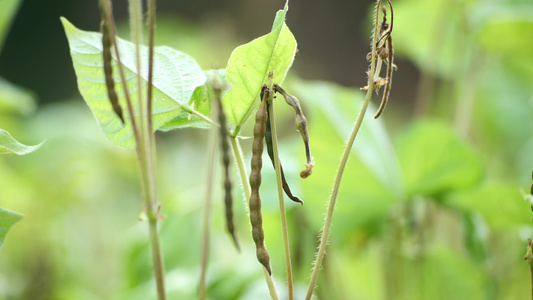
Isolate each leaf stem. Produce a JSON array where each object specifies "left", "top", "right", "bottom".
[
  {"left": 268, "top": 96, "right": 294, "bottom": 299},
  {"left": 304, "top": 1, "right": 381, "bottom": 298},
  {"left": 182, "top": 106, "right": 218, "bottom": 128},
  {"left": 229, "top": 135, "right": 280, "bottom": 300}
]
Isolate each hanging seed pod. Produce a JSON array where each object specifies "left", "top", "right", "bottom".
[
  {"left": 248, "top": 85, "right": 272, "bottom": 275},
  {"left": 264, "top": 98, "right": 304, "bottom": 205},
  {"left": 374, "top": 0, "right": 395, "bottom": 119},
  {"left": 99, "top": 0, "right": 124, "bottom": 123},
  {"left": 215, "top": 81, "right": 240, "bottom": 250},
  {"left": 374, "top": 34, "right": 394, "bottom": 119},
  {"left": 273, "top": 84, "right": 314, "bottom": 178}
]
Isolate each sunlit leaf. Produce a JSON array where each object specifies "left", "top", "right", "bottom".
[
  {"left": 0, "top": 207, "right": 23, "bottom": 252},
  {"left": 222, "top": 3, "right": 297, "bottom": 133},
  {"left": 61, "top": 17, "right": 206, "bottom": 148},
  {"left": 0, "top": 128, "right": 42, "bottom": 155},
  {"left": 397, "top": 120, "right": 483, "bottom": 197},
  {"left": 159, "top": 69, "right": 227, "bottom": 131}
]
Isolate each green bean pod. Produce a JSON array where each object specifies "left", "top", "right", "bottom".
[
  {"left": 216, "top": 85, "right": 239, "bottom": 250},
  {"left": 248, "top": 86, "right": 272, "bottom": 275},
  {"left": 273, "top": 84, "right": 314, "bottom": 178},
  {"left": 265, "top": 99, "right": 304, "bottom": 205},
  {"left": 99, "top": 0, "right": 124, "bottom": 123}
]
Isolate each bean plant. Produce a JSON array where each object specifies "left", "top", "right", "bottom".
[
  {"left": 2, "top": 0, "right": 530, "bottom": 299},
  {"left": 57, "top": 0, "right": 402, "bottom": 299}
]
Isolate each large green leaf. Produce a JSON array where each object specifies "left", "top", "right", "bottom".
[
  {"left": 222, "top": 3, "right": 297, "bottom": 134},
  {"left": 397, "top": 120, "right": 483, "bottom": 197},
  {"left": 0, "top": 207, "right": 23, "bottom": 252},
  {"left": 61, "top": 17, "right": 206, "bottom": 148},
  {"left": 0, "top": 128, "right": 42, "bottom": 155}
]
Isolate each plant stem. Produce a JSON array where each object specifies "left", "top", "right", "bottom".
[
  {"left": 129, "top": 0, "right": 166, "bottom": 299},
  {"left": 230, "top": 136, "right": 251, "bottom": 202},
  {"left": 229, "top": 136, "right": 279, "bottom": 300},
  {"left": 453, "top": 51, "right": 481, "bottom": 137},
  {"left": 304, "top": 1, "right": 381, "bottom": 298},
  {"left": 268, "top": 98, "right": 294, "bottom": 300},
  {"left": 529, "top": 267, "right": 533, "bottom": 300},
  {"left": 199, "top": 122, "right": 217, "bottom": 300},
  {"left": 147, "top": 0, "right": 155, "bottom": 137}
]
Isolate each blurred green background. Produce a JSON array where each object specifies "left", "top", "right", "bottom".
[{"left": 1, "top": 0, "right": 533, "bottom": 299}]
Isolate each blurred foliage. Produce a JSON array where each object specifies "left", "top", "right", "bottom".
[
  {"left": 0, "top": 0, "right": 21, "bottom": 51},
  {"left": 1, "top": 0, "right": 533, "bottom": 299}
]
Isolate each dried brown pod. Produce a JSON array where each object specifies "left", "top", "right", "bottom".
[
  {"left": 248, "top": 85, "right": 272, "bottom": 275},
  {"left": 215, "top": 79, "right": 240, "bottom": 250},
  {"left": 273, "top": 84, "right": 314, "bottom": 178},
  {"left": 264, "top": 97, "right": 304, "bottom": 205},
  {"left": 373, "top": 0, "right": 395, "bottom": 119},
  {"left": 99, "top": 0, "right": 124, "bottom": 123}
]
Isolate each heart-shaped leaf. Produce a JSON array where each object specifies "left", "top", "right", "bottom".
[
  {"left": 222, "top": 3, "right": 297, "bottom": 135},
  {"left": 61, "top": 17, "right": 207, "bottom": 148}
]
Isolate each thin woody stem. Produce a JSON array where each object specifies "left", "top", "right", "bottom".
[
  {"left": 268, "top": 96, "right": 294, "bottom": 300},
  {"left": 305, "top": 0, "right": 382, "bottom": 298}
]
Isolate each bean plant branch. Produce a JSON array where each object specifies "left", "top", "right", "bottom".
[
  {"left": 305, "top": 1, "right": 384, "bottom": 298},
  {"left": 267, "top": 92, "right": 294, "bottom": 300},
  {"left": 128, "top": 0, "right": 166, "bottom": 299},
  {"left": 198, "top": 116, "right": 217, "bottom": 300}
]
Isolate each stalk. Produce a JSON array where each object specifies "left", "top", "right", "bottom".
[
  {"left": 268, "top": 97, "right": 294, "bottom": 299},
  {"left": 129, "top": 0, "right": 166, "bottom": 299},
  {"left": 229, "top": 136, "right": 280, "bottom": 300},
  {"left": 198, "top": 122, "right": 217, "bottom": 300},
  {"left": 304, "top": 1, "right": 381, "bottom": 298}
]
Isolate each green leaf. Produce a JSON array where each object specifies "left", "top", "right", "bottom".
[
  {"left": 159, "top": 69, "right": 226, "bottom": 132},
  {"left": 397, "top": 120, "right": 483, "bottom": 197},
  {"left": 0, "top": 0, "right": 21, "bottom": 52},
  {"left": 0, "top": 207, "right": 23, "bottom": 252},
  {"left": 61, "top": 17, "right": 207, "bottom": 148},
  {"left": 222, "top": 4, "right": 297, "bottom": 133},
  {"left": 449, "top": 183, "right": 529, "bottom": 230},
  {"left": 0, "top": 77, "right": 37, "bottom": 115},
  {"left": 0, "top": 128, "right": 42, "bottom": 155}
]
